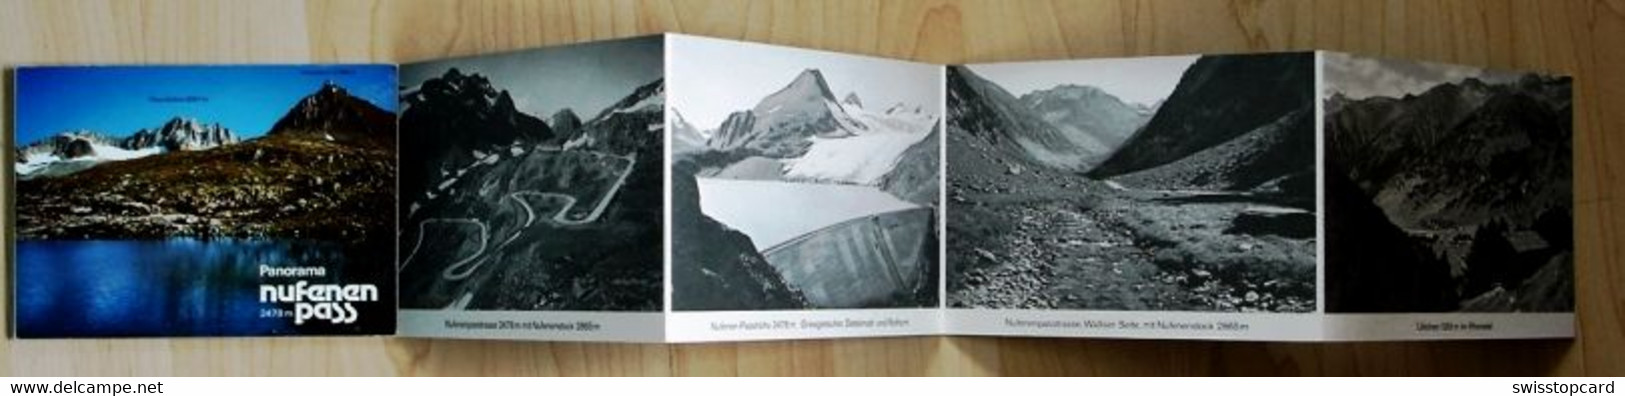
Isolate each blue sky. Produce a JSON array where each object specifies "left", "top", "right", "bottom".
[{"left": 14, "top": 65, "right": 396, "bottom": 146}]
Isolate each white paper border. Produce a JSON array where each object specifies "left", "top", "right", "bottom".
[
  {"left": 397, "top": 310, "right": 664, "bottom": 342},
  {"left": 1321, "top": 313, "right": 1574, "bottom": 341},
  {"left": 666, "top": 309, "right": 941, "bottom": 343},
  {"left": 946, "top": 309, "right": 1324, "bottom": 341}
]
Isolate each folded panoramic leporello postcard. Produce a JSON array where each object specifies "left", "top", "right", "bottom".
[
  {"left": 11, "top": 65, "right": 400, "bottom": 338},
  {"left": 9, "top": 35, "right": 1574, "bottom": 341}
]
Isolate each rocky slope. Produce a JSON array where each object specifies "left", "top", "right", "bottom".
[
  {"left": 268, "top": 81, "right": 396, "bottom": 147},
  {"left": 879, "top": 125, "right": 941, "bottom": 206},
  {"left": 549, "top": 109, "right": 584, "bottom": 143},
  {"left": 1088, "top": 52, "right": 1315, "bottom": 183},
  {"left": 1326, "top": 75, "right": 1572, "bottom": 229},
  {"left": 399, "top": 68, "right": 554, "bottom": 208},
  {"left": 571, "top": 79, "right": 665, "bottom": 157},
  {"left": 1113, "top": 107, "right": 1315, "bottom": 204},
  {"left": 946, "top": 65, "right": 1090, "bottom": 170},
  {"left": 670, "top": 159, "right": 809, "bottom": 311}
]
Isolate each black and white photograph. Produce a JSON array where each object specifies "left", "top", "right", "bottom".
[
  {"left": 1323, "top": 53, "right": 1574, "bottom": 313},
  {"left": 947, "top": 53, "right": 1317, "bottom": 312},
  {"left": 396, "top": 36, "right": 665, "bottom": 312},
  {"left": 668, "top": 35, "right": 942, "bottom": 311}
]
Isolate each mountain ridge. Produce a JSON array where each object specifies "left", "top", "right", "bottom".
[
  {"left": 268, "top": 80, "right": 396, "bottom": 147},
  {"left": 1018, "top": 84, "right": 1149, "bottom": 167},
  {"left": 1088, "top": 52, "right": 1315, "bottom": 182},
  {"left": 17, "top": 117, "right": 243, "bottom": 179},
  {"left": 945, "top": 65, "right": 1090, "bottom": 170},
  {"left": 708, "top": 69, "right": 867, "bottom": 157}
]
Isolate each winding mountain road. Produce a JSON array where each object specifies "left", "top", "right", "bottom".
[{"left": 402, "top": 148, "right": 637, "bottom": 283}]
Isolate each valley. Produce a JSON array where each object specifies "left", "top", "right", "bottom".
[
  {"left": 947, "top": 128, "right": 1315, "bottom": 312},
  {"left": 945, "top": 53, "right": 1318, "bottom": 313}
]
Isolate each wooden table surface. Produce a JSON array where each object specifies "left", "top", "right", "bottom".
[{"left": 1, "top": 0, "right": 1619, "bottom": 376}]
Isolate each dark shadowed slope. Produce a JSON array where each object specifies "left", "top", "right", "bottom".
[
  {"left": 945, "top": 65, "right": 1091, "bottom": 170},
  {"left": 1089, "top": 53, "right": 1315, "bottom": 183},
  {"left": 399, "top": 68, "right": 554, "bottom": 212}
]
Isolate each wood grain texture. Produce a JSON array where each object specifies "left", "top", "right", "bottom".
[{"left": 0, "top": 0, "right": 1619, "bottom": 376}]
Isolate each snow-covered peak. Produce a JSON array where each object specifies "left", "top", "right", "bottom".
[
  {"left": 130, "top": 116, "right": 239, "bottom": 151},
  {"left": 671, "top": 108, "right": 711, "bottom": 154},
  {"left": 671, "top": 108, "right": 709, "bottom": 138},
  {"left": 842, "top": 92, "right": 864, "bottom": 109},
  {"left": 15, "top": 133, "right": 164, "bottom": 178},
  {"left": 589, "top": 78, "right": 665, "bottom": 124},
  {"left": 751, "top": 68, "right": 841, "bottom": 116}
]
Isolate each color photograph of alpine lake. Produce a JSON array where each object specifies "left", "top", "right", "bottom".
[
  {"left": 947, "top": 53, "right": 1317, "bottom": 312},
  {"left": 1323, "top": 53, "right": 1574, "bottom": 313},
  {"left": 12, "top": 65, "right": 399, "bottom": 337}
]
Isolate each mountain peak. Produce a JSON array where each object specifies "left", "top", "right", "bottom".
[
  {"left": 1022, "top": 84, "right": 1117, "bottom": 105},
  {"left": 721, "top": 70, "right": 870, "bottom": 156},
  {"left": 494, "top": 90, "right": 518, "bottom": 112},
  {"left": 162, "top": 116, "right": 200, "bottom": 130},
  {"left": 320, "top": 79, "right": 344, "bottom": 94},
  {"left": 791, "top": 68, "right": 838, "bottom": 101},
  {"left": 750, "top": 68, "right": 840, "bottom": 115},
  {"left": 549, "top": 108, "right": 584, "bottom": 139},
  {"left": 551, "top": 108, "right": 579, "bottom": 122},
  {"left": 121, "top": 116, "right": 239, "bottom": 152},
  {"left": 1055, "top": 84, "right": 1106, "bottom": 94},
  {"left": 587, "top": 78, "right": 664, "bottom": 123},
  {"left": 842, "top": 92, "right": 864, "bottom": 109},
  {"left": 268, "top": 82, "right": 396, "bottom": 146}
]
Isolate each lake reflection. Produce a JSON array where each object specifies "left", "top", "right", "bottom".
[{"left": 16, "top": 238, "right": 349, "bottom": 338}]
